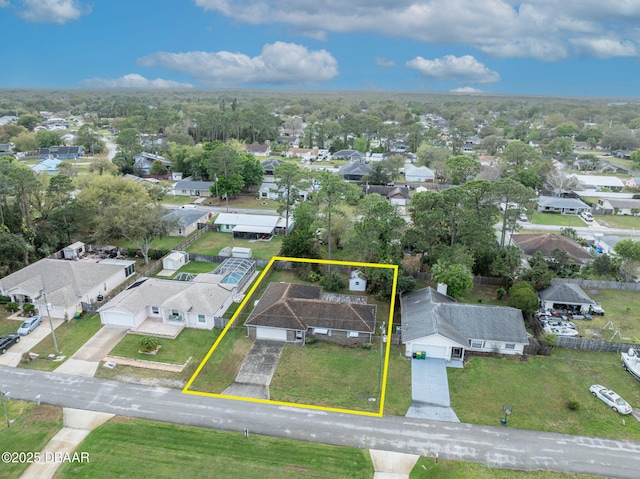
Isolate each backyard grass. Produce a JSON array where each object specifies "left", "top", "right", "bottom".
[
  {"left": 164, "top": 260, "right": 219, "bottom": 278},
  {"left": 449, "top": 348, "right": 640, "bottom": 441},
  {"left": 199, "top": 193, "right": 280, "bottom": 210},
  {"left": 595, "top": 214, "right": 640, "bottom": 229},
  {"left": 186, "top": 231, "right": 283, "bottom": 259},
  {"left": 108, "top": 327, "right": 220, "bottom": 365},
  {"left": 458, "top": 284, "right": 505, "bottom": 306},
  {"left": 57, "top": 417, "right": 373, "bottom": 479},
  {"left": 269, "top": 341, "right": 382, "bottom": 412},
  {"left": 578, "top": 289, "right": 640, "bottom": 342},
  {"left": 0, "top": 402, "right": 62, "bottom": 479},
  {"left": 20, "top": 314, "right": 103, "bottom": 371},
  {"left": 113, "top": 235, "right": 187, "bottom": 251},
  {"left": 409, "top": 457, "right": 606, "bottom": 479},
  {"left": 530, "top": 212, "right": 586, "bottom": 227}
]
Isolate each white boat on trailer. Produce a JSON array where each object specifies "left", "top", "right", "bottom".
[{"left": 621, "top": 348, "right": 640, "bottom": 382}]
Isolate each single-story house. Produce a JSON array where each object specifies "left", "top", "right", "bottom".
[
  {"left": 172, "top": 179, "right": 214, "bottom": 197},
  {"left": 133, "top": 152, "right": 171, "bottom": 174},
  {"left": 38, "top": 146, "right": 83, "bottom": 160},
  {"left": 286, "top": 148, "right": 318, "bottom": 161},
  {"left": 213, "top": 212, "right": 293, "bottom": 238},
  {"left": 536, "top": 196, "right": 590, "bottom": 215},
  {"left": 626, "top": 178, "right": 640, "bottom": 188},
  {"left": 337, "top": 161, "right": 371, "bottom": 181},
  {"left": 570, "top": 175, "right": 624, "bottom": 192},
  {"left": 244, "top": 282, "right": 376, "bottom": 345},
  {"left": 0, "top": 257, "right": 136, "bottom": 320},
  {"left": 614, "top": 150, "right": 633, "bottom": 160},
  {"left": 404, "top": 164, "right": 435, "bottom": 183},
  {"left": 510, "top": 233, "right": 593, "bottom": 266},
  {"left": 597, "top": 198, "right": 640, "bottom": 216},
  {"left": 99, "top": 275, "right": 235, "bottom": 330},
  {"left": 30, "top": 158, "right": 62, "bottom": 175},
  {"left": 258, "top": 178, "right": 310, "bottom": 201},
  {"left": 333, "top": 150, "right": 365, "bottom": 162},
  {"left": 538, "top": 282, "right": 596, "bottom": 313},
  {"left": 162, "top": 251, "right": 189, "bottom": 271},
  {"left": 400, "top": 287, "right": 528, "bottom": 361},
  {"left": 260, "top": 158, "right": 283, "bottom": 175},
  {"left": 163, "top": 208, "right": 211, "bottom": 236},
  {"left": 363, "top": 185, "right": 410, "bottom": 206},
  {"left": 246, "top": 144, "right": 271, "bottom": 157},
  {"left": 276, "top": 136, "right": 300, "bottom": 147}
]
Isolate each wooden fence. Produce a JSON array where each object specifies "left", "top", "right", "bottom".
[
  {"left": 555, "top": 337, "right": 637, "bottom": 353},
  {"left": 551, "top": 278, "right": 640, "bottom": 291}
]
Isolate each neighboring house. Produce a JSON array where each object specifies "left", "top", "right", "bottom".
[
  {"left": 246, "top": 144, "right": 271, "bottom": 157},
  {"left": 258, "top": 177, "right": 309, "bottom": 201},
  {"left": 98, "top": 276, "right": 236, "bottom": 330},
  {"left": 363, "top": 185, "right": 410, "bottom": 206},
  {"left": 260, "top": 158, "right": 283, "bottom": 175},
  {"left": 510, "top": 233, "right": 593, "bottom": 266},
  {"left": 172, "top": 179, "right": 214, "bottom": 197},
  {"left": 349, "top": 270, "right": 366, "bottom": 292},
  {"left": 276, "top": 136, "right": 300, "bottom": 147},
  {"left": 625, "top": 178, "right": 640, "bottom": 188},
  {"left": 38, "top": 146, "right": 83, "bottom": 160},
  {"left": 244, "top": 282, "right": 376, "bottom": 345},
  {"left": 536, "top": 196, "right": 590, "bottom": 215},
  {"left": 614, "top": 149, "right": 633, "bottom": 160},
  {"left": 598, "top": 198, "right": 640, "bottom": 215},
  {"left": 30, "top": 158, "right": 61, "bottom": 175},
  {"left": 214, "top": 212, "right": 293, "bottom": 238},
  {"left": 389, "top": 140, "right": 409, "bottom": 153},
  {"left": 0, "top": 115, "right": 18, "bottom": 126},
  {"left": 400, "top": 287, "right": 528, "bottom": 361},
  {"left": 0, "top": 257, "right": 136, "bottom": 320},
  {"left": 0, "top": 143, "right": 13, "bottom": 157},
  {"left": 133, "top": 152, "right": 171, "bottom": 174},
  {"left": 286, "top": 148, "right": 318, "bottom": 161},
  {"left": 333, "top": 149, "right": 365, "bottom": 162},
  {"left": 163, "top": 208, "right": 211, "bottom": 236},
  {"left": 570, "top": 174, "right": 624, "bottom": 192},
  {"left": 337, "top": 161, "right": 371, "bottom": 182},
  {"left": 404, "top": 164, "right": 435, "bottom": 183},
  {"left": 538, "top": 282, "right": 596, "bottom": 313}
]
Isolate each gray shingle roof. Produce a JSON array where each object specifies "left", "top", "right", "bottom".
[
  {"left": 400, "top": 287, "right": 527, "bottom": 345},
  {"left": 537, "top": 196, "right": 590, "bottom": 209},
  {"left": 538, "top": 282, "right": 595, "bottom": 305}
]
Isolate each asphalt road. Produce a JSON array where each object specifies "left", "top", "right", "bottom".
[{"left": 2, "top": 367, "right": 640, "bottom": 478}]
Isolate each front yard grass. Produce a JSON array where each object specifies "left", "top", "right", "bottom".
[
  {"left": 57, "top": 417, "right": 373, "bottom": 479},
  {"left": 0, "top": 402, "right": 62, "bottom": 479},
  {"left": 449, "top": 348, "right": 640, "bottom": 441},
  {"left": 595, "top": 214, "right": 640, "bottom": 229},
  {"left": 530, "top": 212, "right": 586, "bottom": 227},
  {"left": 186, "top": 231, "right": 283, "bottom": 259},
  {"left": 579, "top": 289, "right": 640, "bottom": 342},
  {"left": 20, "top": 314, "right": 103, "bottom": 371}
]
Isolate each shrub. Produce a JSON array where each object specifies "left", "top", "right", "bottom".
[
  {"left": 496, "top": 287, "right": 506, "bottom": 300},
  {"left": 567, "top": 398, "right": 580, "bottom": 411},
  {"left": 361, "top": 342, "right": 373, "bottom": 350},
  {"left": 320, "top": 271, "right": 345, "bottom": 293},
  {"left": 139, "top": 336, "right": 159, "bottom": 353},
  {"left": 0, "top": 295, "right": 10, "bottom": 304},
  {"left": 305, "top": 336, "right": 317, "bottom": 345},
  {"left": 22, "top": 303, "right": 36, "bottom": 316},
  {"left": 5, "top": 302, "right": 19, "bottom": 313}
]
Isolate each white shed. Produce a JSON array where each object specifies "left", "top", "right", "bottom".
[
  {"left": 349, "top": 270, "right": 367, "bottom": 292},
  {"left": 63, "top": 241, "right": 85, "bottom": 259},
  {"left": 163, "top": 251, "right": 189, "bottom": 271},
  {"left": 232, "top": 247, "right": 252, "bottom": 259}
]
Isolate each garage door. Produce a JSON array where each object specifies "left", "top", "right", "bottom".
[
  {"left": 414, "top": 344, "right": 446, "bottom": 359},
  {"left": 256, "top": 327, "right": 287, "bottom": 341},
  {"left": 102, "top": 311, "right": 135, "bottom": 328}
]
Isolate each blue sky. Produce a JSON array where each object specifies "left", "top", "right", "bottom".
[{"left": 1, "top": 0, "right": 640, "bottom": 97}]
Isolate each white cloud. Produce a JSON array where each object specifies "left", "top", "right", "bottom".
[
  {"left": 375, "top": 57, "right": 395, "bottom": 68},
  {"left": 78, "top": 74, "right": 194, "bottom": 89},
  {"left": 406, "top": 55, "right": 500, "bottom": 84},
  {"left": 16, "top": 0, "right": 88, "bottom": 24},
  {"left": 137, "top": 42, "right": 338, "bottom": 86},
  {"left": 0, "top": 0, "right": 10, "bottom": 8},
  {"left": 450, "top": 87, "right": 483, "bottom": 93},
  {"left": 194, "top": 0, "right": 640, "bottom": 60}
]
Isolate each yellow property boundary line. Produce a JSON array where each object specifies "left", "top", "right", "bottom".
[{"left": 182, "top": 256, "right": 399, "bottom": 417}]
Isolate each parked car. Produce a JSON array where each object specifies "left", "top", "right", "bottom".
[
  {"left": 590, "top": 303, "right": 605, "bottom": 315},
  {"left": 17, "top": 315, "right": 42, "bottom": 335},
  {"left": 580, "top": 211, "right": 594, "bottom": 222},
  {"left": 589, "top": 384, "right": 633, "bottom": 414},
  {"left": 0, "top": 334, "right": 20, "bottom": 354},
  {"left": 519, "top": 213, "right": 528, "bottom": 221}
]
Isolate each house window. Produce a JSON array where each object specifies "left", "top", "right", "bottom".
[
  {"left": 198, "top": 314, "right": 206, "bottom": 323},
  {"left": 347, "top": 331, "right": 359, "bottom": 338},
  {"left": 178, "top": 228, "right": 183, "bottom": 235},
  {"left": 295, "top": 331, "right": 303, "bottom": 340},
  {"left": 354, "top": 281, "right": 360, "bottom": 286},
  {"left": 470, "top": 340, "right": 484, "bottom": 349},
  {"left": 151, "top": 306, "right": 159, "bottom": 315},
  {"left": 314, "top": 328, "right": 328, "bottom": 335},
  {"left": 171, "top": 310, "right": 179, "bottom": 316},
  {"left": 505, "top": 343, "right": 516, "bottom": 350}
]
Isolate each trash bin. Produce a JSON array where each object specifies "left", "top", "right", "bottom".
[
  {"left": 74, "top": 310, "right": 82, "bottom": 319},
  {"left": 500, "top": 418, "right": 507, "bottom": 426},
  {"left": 420, "top": 351, "right": 427, "bottom": 360}
]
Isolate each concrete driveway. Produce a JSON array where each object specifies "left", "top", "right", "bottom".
[
  {"left": 406, "top": 357, "right": 460, "bottom": 422},
  {"left": 54, "top": 325, "right": 128, "bottom": 377},
  {"left": 223, "top": 340, "right": 284, "bottom": 400},
  {"left": 0, "top": 318, "right": 64, "bottom": 367}
]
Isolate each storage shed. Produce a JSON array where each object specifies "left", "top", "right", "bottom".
[
  {"left": 163, "top": 251, "right": 189, "bottom": 271},
  {"left": 232, "top": 247, "right": 252, "bottom": 259}
]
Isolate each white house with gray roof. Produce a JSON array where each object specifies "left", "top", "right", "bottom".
[
  {"left": 0, "top": 258, "right": 136, "bottom": 320},
  {"left": 98, "top": 275, "right": 236, "bottom": 330},
  {"left": 400, "top": 287, "right": 528, "bottom": 362},
  {"left": 172, "top": 179, "right": 214, "bottom": 197},
  {"left": 163, "top": 208, "right": 212, "bottom": 236},
  {"left": 214, "top": 212, "right": 293, "bottom": 238},
  {"left": 536, "top": 196, "right": 590, "bottom": 214}
]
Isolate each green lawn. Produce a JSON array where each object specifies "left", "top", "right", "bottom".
[
  {"left": 579, "top": 289, "right": 640, "bottom": 342},
  {"left": 199, "top": 193, "right": 280, "bottom": 210},
  {"left": 0, "top": 310, "right": 23, "bottom": 336},
  {"left": 186, "top": 231, "right": 283, "bottom": 259},
  {"left": 410, "top": 457, "right": 606, "bottom": 479},
  {"left": 164, "top": 261, "right": 219, "bottom": 278},
  {"left": 595, "top": 214, "right": 640, "bottom": 229},
  {"left": 161, "top": 195, "right": 199, "bottom": 205},
  {"left": 383, "top": 345, "right": 412, "bottom": 416},
  {"left": 0, "top": 403, "right": 62, "bottom": 479},
  {"left": 449, "top": 349, "right": 640, "bottom": 441},
  {"left": 20, "top": 314, "right": 103, "bottom": 371},
  {"left": 108, "top": 328, "right": 221, "bottom": 365},
  {"left": 57, "top": 417, "right": 373, "bottom": 479},
  {"left": 530, "top": 212, "right": 586, "bottom": 227},
  {"left": 114, "top": 235, "right": 187, "bottom": 251}
]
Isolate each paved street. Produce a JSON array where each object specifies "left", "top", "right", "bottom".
[{"left": 2, "top": 366, "right": 639, "bottom": 478}]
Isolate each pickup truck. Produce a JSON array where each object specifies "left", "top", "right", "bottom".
[{"left": 590, "top": 303, "right": 605, "bottom": 315}]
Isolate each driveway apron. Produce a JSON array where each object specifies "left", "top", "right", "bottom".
[{"left": 223, "top": 340, "right": 284, "bottom": 400}]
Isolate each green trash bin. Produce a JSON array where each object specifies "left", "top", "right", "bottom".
[
  {"left": 74, "top": 310, "right": 82, "bottom": 319},
  {"left": 420, "top": 351, "right": 426, "bottom": 360}
]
